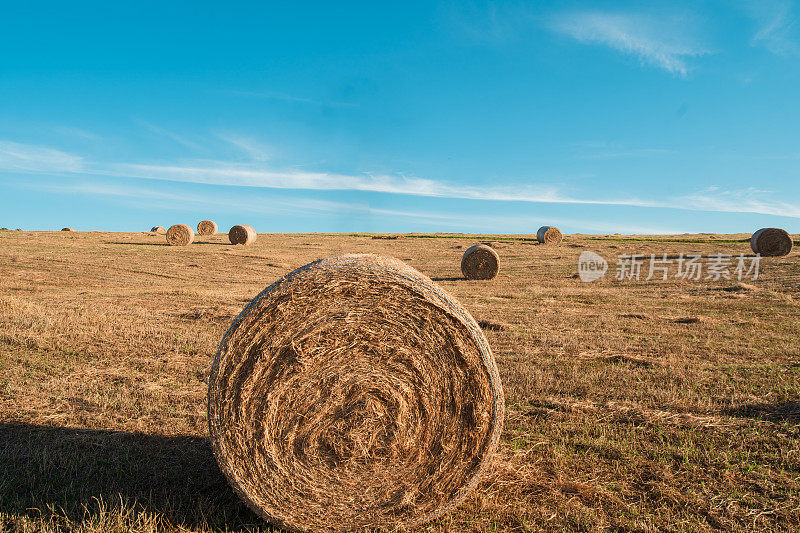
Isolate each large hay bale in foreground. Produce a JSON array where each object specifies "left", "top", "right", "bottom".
[
  {"left": 461, "top": 244, "right": 500, "bottom": 280},
  {"left": 536, "top": 225, "right": 563, "bottom": 245},
  {"left": 208, "top": 254, "right": 504, "bottom": 532},
  {"left": 150, "top": 226, "right": 166, "bottom": 234},
  {"left": 166, "top": 224, "right": 194, "bottom": 246},
  {"left": 228, "top": 224, "right": 256, "bottom": 245},
  {"left": 61, "top": 227, "right": 75, "bottom": 232},
  {"left": 197, "top": 220, "right": 218, "bottom": 235},
  {"left": 751, "top": 228, "right": 793, "bottom": 257}
]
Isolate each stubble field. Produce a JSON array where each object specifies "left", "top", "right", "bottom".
[{"left": 1, "top": 230, "right": 798, "bottom": 532}]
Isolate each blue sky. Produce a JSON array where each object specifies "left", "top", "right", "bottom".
[{"left": 1, "top": 1, "right": 799, "bottom": 234}]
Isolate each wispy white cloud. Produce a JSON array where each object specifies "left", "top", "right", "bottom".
[
  {"left": 104, "top": 160, "right": 656, "bottom": 208},
  {"left": 679, "top": 186, "right": 800, "bottom": 218},
  {"left": 2, "top": 138, "right": 799, "bottom": 220},
  {"left": 549, "top": 10, "right": 710, "bottom": 76},
  {"left": 23, "top": 180, "right": 360, "bottom": 217},
  {"left": 22, "top": 180, "right": 497, "bottom": 229},
  {"left": 0, "top": 140, "right": 84, "bottom": 173},
  {"left": 444, "top": 1, "right": 528, "bottom": 45},
  {"left": 134, "top": 119, "right": 205, "bottom": 150},
  {"left": 51, "top": 126, "right": 102, "bottom": 141},
  {"left": 217, "top": 133, "right": 273, "bottom": 161},
  {"left": 21, "top": 180, "right": 683, "bottom": 234},
  {"left": 740, "top": 0, "right": 800, "bottom": 56},
  {"left": 0, "top": 139, "right": 628, "bottom": 207},
  {"left": 103, "top": 162, "right": 800, "bottom": 220}
]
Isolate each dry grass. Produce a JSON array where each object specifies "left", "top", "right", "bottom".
[{"left": 1, "top": 231, "right": 799, "bottom": 532}]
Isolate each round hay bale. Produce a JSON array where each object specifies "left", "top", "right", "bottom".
[
  {"left": 208, "top": 254, "right": 504, "bottom": 532},
  {"left": 150, "top": 226, "right": 166, "bottom": 234},
  {"left": 61, "top": 227, "right": 76, "bottom": 232},
  {"left": 751, "top": 228, "right": 793, "bottom": 257},
  {"left": 166, "top": 224, "right": 194, "bottom": 246},
  {"left": 536, "top": 226, "right": 563, "bottom": 245},
  {"left": 197, "top": 220, "right": 218, "bottom": 236},
  {"left": 461, "top": 244, "right": 500, "bottom": 280},
  {"left": 228, "top": 224, "right": 257, "bottom": 245}
]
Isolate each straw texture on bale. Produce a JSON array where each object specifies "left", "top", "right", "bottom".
[
  {"left": 61, "top": 228, "right": 75, "bottom": 232},
  {"left": 750, "top": 228, "right": 793, "bottom": 257},
  {"left": 166, "top": 224, "right": 194, "bottom": 246},
  {"left": 208, "top": 254, "right": 504, "bottom": 532},
  {"left": 228, "top": 224, "right": 257, "bottom": 245},
  {"left": 150, "top": 226, "right": 166, "bottom": 234},
  {"left": 461, "top": 244, "right": 500, "bottom": 280},
  {"left": 536, "top": 225, "right": 563, "bottom": 245},
  {"left": 197, "top": 220, "right": 218, "bottom": 235}
]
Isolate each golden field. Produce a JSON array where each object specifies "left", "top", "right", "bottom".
[{"left": 0, "top": 229, "right": 798, "bottom": 532}]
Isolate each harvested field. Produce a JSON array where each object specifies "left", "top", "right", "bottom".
[{"left": 1, "top": 230, "right": 799, "bottom": 532}]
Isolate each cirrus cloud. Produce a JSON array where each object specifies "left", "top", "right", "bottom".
[{"left": 549, "top": 10, "right": 711, "bottom": 76}]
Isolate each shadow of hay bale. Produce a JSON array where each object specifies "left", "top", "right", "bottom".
[
  {"left": 723, "top": 402, "right": 800, "bottom": 423},
  {"left": 476, "top": 319, "right": 508, "bottom": 332},
  {"left": 603, "top": 354, "right": 654, "bottom": 368},
  {"left": 0, "top": 423, "right": 261, "bottom": 529},
  {"left": 104, "top": 241, "right": 170, "bottom": 247}
]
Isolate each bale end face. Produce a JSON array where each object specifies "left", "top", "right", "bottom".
[
  {"left": 197, "top": 220, "right": 218, "bottom": 236},
  {"left": 751, "top": 228, "right": 793, "bottom": 257},
  {"left": 166, "top": 224, "right": 194, "bottom": 246},
  {"left": 208, "top": 254, "right": 504, "bottom": 532},
  {"left": 228, "top": 224, "right": 257, "bottom": 245},
  {"left": 461, "top": 244, "right": 500, "bottom": 280},
  {"left": 536, "top": 226, "right": 563, "bottom": 245}
]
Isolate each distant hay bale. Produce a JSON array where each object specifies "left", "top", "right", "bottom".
[
  {"left": 750, "top": 228, "right": 793, "bottom": 257},
  {"left": 208, "top": 254, "right": 504, "bottom": 532},
  {"left": 461, "top": 244, "right": 500, "bottom": 280},
  {"left": 166, "top": 224, "right": 194, "bottom": 246},
  {"left": 61, "top": 228, "right": 76, "bottom": 232},
  {"left": 536, "top": 226, "right": 563, "bottom": 245},
  {"left": 197, "top": 220, "right": 218, "bottom": 236},
  {"left": 228, "top": 224, "right": 257, "bottom": 245},
  {"left": 150, "top": 226, "right": 166, "bottom": 234}
]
